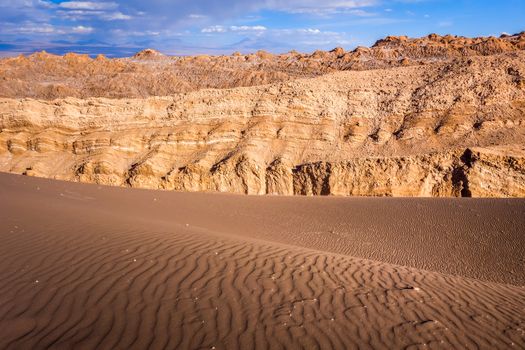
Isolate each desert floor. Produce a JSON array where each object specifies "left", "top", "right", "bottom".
[{"left": 0, "top": 172, "right": 524, "bottom": 349}]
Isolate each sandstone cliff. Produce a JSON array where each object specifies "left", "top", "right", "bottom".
[{"left": 1, "top": 51, "right": 524, "bottom": 197}]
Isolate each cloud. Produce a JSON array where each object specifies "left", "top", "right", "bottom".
[
  {"left": 0, "top": 0, "right": 365, "bottom": 56},
  {"left": 17, "top": 23, "right": 60, "bottom": 34},
  {"left": 264, "top": 0, "right": 378, "bottom": 15},
  {"left": 56, "top": 9, "right": 132, "bottom": 21},
  {"left": 3, "top": 0, "right": 516, "bottom": 57},
  {"left": 58, "top": 1, "right": 118, "bottom": 10},
  {"left": 71, "top": 25, "right": 94, "bottom": 33},
  {"left": 54, "top": 1, "right": 133, "bottom": 21},
  {"left": 217, "top": 27, "right": 355, "bottom": 53},
  {"left": 0, "top": 0, "right": 377, "bottom": 33},
  {"left": 115, "top": 0, "right": 377, "bottom": 27},
  {"left": 201, "top": 25, "right": 226, "bottom": 33},
  {"left": 2, "top": 22, "right": 95, "bottom": 35},
  {"left": 230, "top": 25, "right": 267, "bottom": 31},
  {"left": 302, "top": 28, "right": 321, "bottom": 34},
  {"left": 102, "top": 11, "right": 132, "bottom": 20},
  {"left": 202, "top": 25, "right": 267, "bottom": 33}
]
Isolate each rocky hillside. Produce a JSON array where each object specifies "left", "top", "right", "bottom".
[
  {"left": 1, "top": 49, "right": 524, "bottom": 197},
  {"left": 0, "top": 32, "right": 524, "bottom": 99}
]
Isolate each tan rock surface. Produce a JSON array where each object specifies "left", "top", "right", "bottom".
[
  {"left": 1, "top": 32, "right": 524, "bottom": 99},
  {"left": 1, "top": 51, "right": 524, "bottom": 196}
]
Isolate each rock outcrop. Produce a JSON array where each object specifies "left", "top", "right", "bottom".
[
  {"left": 1, "top": 50, "right": 524, "bottom": 197},
  {"left": 1, "top": 32, "right": 524, "bottom": 100},
  {"left": 133, "top": 49, "right": 165, "bottom": 60}
]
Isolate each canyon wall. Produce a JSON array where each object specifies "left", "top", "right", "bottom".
[{"left": 1, "top": 51, "right": 524, "bottom": 197}]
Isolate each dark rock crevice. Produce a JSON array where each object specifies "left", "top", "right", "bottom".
[
  {"left": 451, "top": 167, "right": 471, "bottom": 197},
  {"left": 452, "top": 149, "right": 476, "bottom": 197}
]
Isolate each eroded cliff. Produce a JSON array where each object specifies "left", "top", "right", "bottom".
[{"left": 1, "top": 51, "right": 524, "bottom": 197}]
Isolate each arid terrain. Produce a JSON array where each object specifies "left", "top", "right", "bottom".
[
  {"left": 1, "top": 173, "right": 524, "bottom": 349},
  {"left": 1, "top": 33, "right": 525, "bottom": 197},
  {"left": 1, "top": 33, "right": 524, "bottom": 99},
  {"left": 1, "top": 31, "right": 525, "bottom": 350}
]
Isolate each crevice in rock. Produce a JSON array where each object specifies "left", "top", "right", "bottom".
[
  {"left": 125, "top": 163, "right": 140, "bottom": 187},
  {"left": 291, "top": 162, "right": 332, "bottom": 196},
  {"left": 460, "top": 148, "right": 475, "bottom": 168},
  {"left": 320, "top": 163, "right": 332, "bottom": 196},
  {"left": 452, "top": 167, "right": 472, "bottom": 198},
  {"left": 452, "top": 149, "right": 476, "bottom": 197}
]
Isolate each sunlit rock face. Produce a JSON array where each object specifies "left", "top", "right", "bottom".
[
  {"left": 1, "top": 34, "right": 525, "bottom": 197},
  {"left": 1, "top": 32, "right": 524, "bottom": 100}
]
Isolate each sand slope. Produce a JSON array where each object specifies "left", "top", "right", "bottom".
[{"left": 1, "top": 173, "right": 524, "bottom": 349}]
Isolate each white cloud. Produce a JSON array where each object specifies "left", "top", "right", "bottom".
[
  {"left": 71, "top": 25, "right": 93, "bottom": 33},
  {"left": 265, "top": 0, "right": 378, "bottom": 15},
  {"left": 112, "top": 29, "right": 162, "bottom": 36},
  {"left": 5, "top": 22, "right": 97, "bottom": 35},
  {"left": 56, "top": 9, "right": 132, "bottom": 21},
  {"left": 202, "top": 25, "right": 267, "bottom": 33},
  {"left": 202, "top": 25, "right": 227, "bottom": 33},
  {"left": 58, "top": 1, "right": 118, "bottom": 10},
  {"left": 36, "top": 0, "right": 56, "bottom": 9},
  {"left": 17, "top": 23, "right": 60, "bottom": 34},
  {"left": 273, "top": 28, "right": 335, "bottom": 36},
  {"left": 297, "top": 28, "right": 321, "bottom": 34},
  {"left": 55, "top": 1, "right": 131, "bottom": 20},
  {"left": 103, "top": 11, "right": 132, "bottom": 20},
  {"left": 230, "top": 25, "right": 267, "bottom": 31}
]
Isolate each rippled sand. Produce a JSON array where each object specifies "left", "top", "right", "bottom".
[{"left": 1, "top": 173, "right": 524, "bottom": 349}]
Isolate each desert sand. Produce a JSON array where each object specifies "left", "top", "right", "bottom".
[
  {"left": 1, "top": 172, "right": 524, "bottom": 349},
  {"left": 1, "top": 32, "right": 525, "bottom": 349}
]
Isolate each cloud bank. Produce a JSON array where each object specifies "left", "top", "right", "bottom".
[{"left": 0, "top": 0, "right": 523, "bottom": 56}]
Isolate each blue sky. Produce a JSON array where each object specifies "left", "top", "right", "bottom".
[{"left": 0, "top": 0, "right": 523, "bottom": 57}]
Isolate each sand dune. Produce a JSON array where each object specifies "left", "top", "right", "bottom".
[{"left": 1, "top": 172, "right": 524, "bottom": 349}]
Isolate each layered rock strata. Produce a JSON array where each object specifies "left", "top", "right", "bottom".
[{"left": 1, "top": 52, "right": 524, "bottom": 197}]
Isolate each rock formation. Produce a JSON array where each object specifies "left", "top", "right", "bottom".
[
  {"left": 1, "top": 40, "right": 524, "bottom": 197},
  {"left": 1, "top": 32, "right": 524, "bottom": 99},
  {"left": 133, "top": 49, "right": 165, "bottom": 59}
]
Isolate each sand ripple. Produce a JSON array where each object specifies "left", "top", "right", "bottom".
[{"left": 0, "top": 174, "right": 524, "bottom": 349}]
